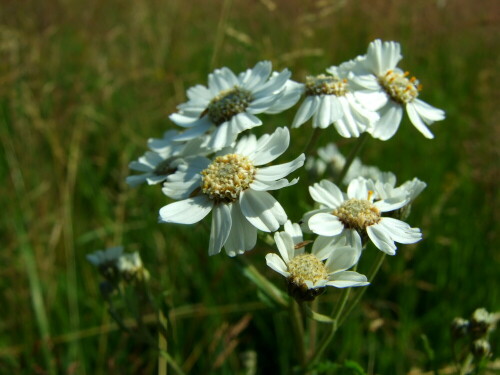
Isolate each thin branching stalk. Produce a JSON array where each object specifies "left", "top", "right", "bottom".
[
  {"left": 336, "top": 132, "right": 369, "bottom": 184},
  {"left": 302, "top": 127, "right": 322, "bottom": 159},
  {"left": 290, "top": 299, "right": 307, "bottom": 367}
]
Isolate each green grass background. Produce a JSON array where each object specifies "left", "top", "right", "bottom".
[{"left": 0, "top": 0, "right": 498, "bottom": 373}]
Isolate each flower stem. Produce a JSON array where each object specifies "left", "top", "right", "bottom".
[
  {"left": 338, "top": 251, "right": 386, "bottom": 327},
  {"left": 302, "top": 127, "right": 322, "bottom": 158},
  {"left": 290, "top": 299, "right": 307, "bottom": 367},
  {"left": 336, "top": 132, "right": 369, "bottom": 184},
  {"left": 459, "top": 353, "right": 473, "bottom": 375},
  {"left": 305, "top": 288, "right": 349, "bottom": 369}
]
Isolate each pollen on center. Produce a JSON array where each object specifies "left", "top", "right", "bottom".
[
  {"left": 201, "top": 154, "right": 256, "bottom": 202},
  {"left": 207, "top": 87, "right": 253, "bottom": 125},
  {"left": 305, "top": 74, "right": 348, "bottom": 97},
  {"left": 287, "top": 253, "right": 328, "bottom": 289},
  {"left": 378, "top": 70, "right": 421, "bottom": 104},
  {"left": 333, "top": 198, "right": 381, "bottom": 230}
]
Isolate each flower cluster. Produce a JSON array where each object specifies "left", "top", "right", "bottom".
[{"left": 113, "top": 39, "right": 443, "bottom": 302}]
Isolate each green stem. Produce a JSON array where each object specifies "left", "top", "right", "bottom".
[
  {"left": 305, "top": 288, "right": 350, "bottom": 369},
  {"left": 302, "top": 127, "right": 322, "bottom": 158},
  {"left": 338, "top": 251, "right": 386, "bottom": 327},
  {"left": 459, "top": 353, "right": 473, "bottom": 375},
  {"left": 159, "top": 350, "right": 187, "bottom": 375},
  {"left": 336, "top": 132, "right": 369, "bottom": 184},
  {"left": 290, "top": 299, "right": 307, "bottom": 367}
]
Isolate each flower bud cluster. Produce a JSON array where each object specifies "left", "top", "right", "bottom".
[{"left": 451, "top": 307, "right": 498, "bottom": 361}]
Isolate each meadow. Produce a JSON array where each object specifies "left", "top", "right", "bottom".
[{"left": 0, "top": 0, "right": 499, "bottom": 374}]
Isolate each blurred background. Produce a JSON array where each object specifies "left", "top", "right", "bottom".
[{"left": 0, "top": 0, "right": 498, "bottom": 373}]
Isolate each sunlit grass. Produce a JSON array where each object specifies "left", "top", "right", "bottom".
[{"left": 0, "top": 0, "right": 498, "bottom": 373}]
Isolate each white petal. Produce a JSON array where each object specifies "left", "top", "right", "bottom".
[
  {"left": 365, "top": 39, "right": 402, "bottom": 75},
  {"left": 326, "top": 271, "right": 369, "bottom": 288},
  {"left": 406, "top": 102, "right": 434, "bottom": 139},
  {"left": 347, "top": 177, "right": 370, "bottom": 199},
  {"left": 159, "top": 195, "right": 213, "bottom": 224},
  {"left": 325, "top": 246, "right": 360, "bottom": 273},
  {"left": 208, "top": 121, "right": 236, "bottom": 150},
  {"left": 292, "top": 96, "right": 319, "bottom": 128},
  {"left": 370, "top": 102, "right": 404, "bottom": 141},
  {"left": 172, "top": 120, "right": 212, "bottom": 140},
  {"left": 250, "top": 127, "right": 290, "bottom": 165},
  {"left": 366, "top": 224, "right": 397, "bottom": 255},
  {"left": 284, "top": 221, "right": 303, "bottom": 244},
  {"left": 250, "top": 177, "right": 299, "bottom": 191},
  {"left": 224, "top": 203, "right": 257, "bottom": 256},
  {"left": 240, "top": 190, "right": 287, "bottom": 232},
  {"left": 265, "top": 253, "right": 290, "bottom": 277},
  {"left": 242, "top": 61, "right": 272, "bottom": 91},
  {"left": 252, "top": 69, "right": 291, "bottom": 99},
  {"left": 374, "top": 197, "right": 408, "bottom": 212},
  {"left": 314, "top": 96, "right": 333, "bottom": 128},
  {"left": 255, "top": 154, "right": 305, "bottom": 181},
  {"left": 412, "top": 98, "right": 445, "bottom": 122},
  {"left": 308, "top": 213, "right": 344, "bottom": 237},
  {"left": 353, "top": 90, "right": 388, "bottom": 111},
  {"left": 233, "top": 112, "right": 262, "bottom": 132},
  {"left": 274, "top": 231, "right": 295, "bottom": 263},
  {"left": 377, "top": 218, "right": 422, "bottom": 244},
  {"left": 208, "top": 203, "right": 232, "bottom": 256},
  {"left": 126, "top": 174, "right": 148, "bottom": 187},
  {"left": 312, "top": 235, "right": 346, "bottom": 259},
  {"left": 309, "top": 180, "right": 344, "bottom": 208}
]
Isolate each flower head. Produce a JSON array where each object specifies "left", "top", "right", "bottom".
[
  {"left": 292, "top": 70, "right": 378, "bottom": 138},
  {"left": 347, "top": 39, "right": 445, "bottom": 140},
  {"left": 170, "top": 61, "right": 301, "bottom": 150},
  {"left": 126, "top": 130, "right": 208, "bottom": 187},
  {"left": 266, "top": 222, "right": 368, "bottom": 301},
  {"left": 159, "top": 127, "right": 305, "bottom": 256},
  {"left": 305, "top": 177, "right": 422, "bottom": 255}
]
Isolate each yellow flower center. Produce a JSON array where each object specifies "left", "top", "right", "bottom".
[
  {"left": 201, "top": 154, "right": 256, "bottom": 203},
  {"left": 287, "top": 253, "right": 329, "bottom": 289},
  {"left": 305, "top": 74, "right": 348, "bottom": 96},
  {"left": 206, "top": 87, "right": 253, "bottom": 125},
  {"left": 333, "top": 198, "right": 381, "bottom": 230},
  {"left": 378, "top": 70, "right": 421, "bottom": 104}
]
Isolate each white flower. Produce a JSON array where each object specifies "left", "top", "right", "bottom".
[
  {"left": 292, "top": 70, "right": 378, "bottom": 138},
  {"left": 347, "top": 39, "right": 445, "bottom": 140},
  {"left": 306, "top": 177, "right": 422, "bottom": 255},
  {"left": 86, "top": 246, "right": 124, "bottom": 267},
  {"left": 159, "top": 127, "right": 305, "bottom": 256},
  {"left": 305, "top": 143, "right": 384, "bottom": 183},
  {"left": 170, "top": 61, "right": 300, "bottom": 150},
  {"left": 116, "top": 252, "right": 147, "bottom": 280},
  {"left": 126, "top": 131, "right": 211, "bottom": 187},
  {"left": 265, "top": 224, "right": 368, "bottom": 301}
]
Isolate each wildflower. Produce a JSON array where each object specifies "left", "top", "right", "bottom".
[
  {"left": 169, "top": 61, "right": 300, "bottom": 150},
  {"left": 292, "top": 69, "right": 378, "bottom": 138},
  {"left": 265, "top": 223, "right": 368, "bottom": 301},
  {"left": 346, "top": 39, "right": 445, "bottom": 140},
  {"left": 305, "top": 143, "right": 384, "bottom": 183},
  {"left": 86, "top": 246, "right": 124, "bottom": 270},
  {"left": 159, "top": 127, "right": 305, "bottom": 256},
  {"left": 117, "top": 252, "right": 149, "bottom": 281},
  {"left": 470, "top": 308, "right": 496, "bottom": 338},
  {"left": 306, "top": 177, "right": 422, "bottom": 255},
  {"left": 126, "top": 131, "right": 208, "bottom": 187}
]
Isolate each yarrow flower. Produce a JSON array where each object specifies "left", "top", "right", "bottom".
[
  {"left": 305, "top": 177, "right": 422, "bottom": 255},
  {"left": 345, "top": 39, "right": 445, "bottom": 140},
  {"left": 305, "top": 143, "right": 385, "bottom": 184},
  {"left": 292, "top": 69, "right": 378, "bottom": 138},
  {"left": 126, "top": 130, "right": 208, "bottom": 187},
  {"left": 265, "top": 221, "right": 368, "bottom": 301},
  {"left": 169, "top": 61, "right": 301, "bottom": 150},
  {"left": 159, "top": 127, "right": 305, "bottom": 256}
]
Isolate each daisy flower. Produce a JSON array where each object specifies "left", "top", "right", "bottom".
[
  {"left": 265, "top": 222, "right": 368, "bottom": 301},
  {"left": 126, "top": 130, "right": 208, "bottom": 187},
  {"left": 306, "top": 177, "right": 422, "bottom": 255},
  {"left": 170, "top": 61, "right": 300, "bottom": 150},
  {"left": 159, "top": 127, "right": 305, "bottom": 256},
  {"left": 347, "top": 39, "right": 445, "bottom": 140},
  {"left": 291, "top": 68, "right": 379, "bottom": 137},
  {"left": 87, "top": 246, "right": 124, "bottom": 269},
  {"left": 305, "top": 143, "right": 384, "bottom": 183}
]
